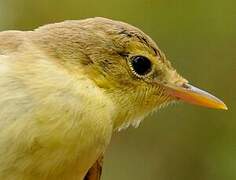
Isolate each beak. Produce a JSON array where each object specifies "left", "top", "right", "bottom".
[{"left": 165, "top": 83, "right": 228, "bottom": 110}]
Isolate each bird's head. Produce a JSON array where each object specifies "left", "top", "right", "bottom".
[{"left": 33, "top": 17, "right": 227, "bottom": 130}]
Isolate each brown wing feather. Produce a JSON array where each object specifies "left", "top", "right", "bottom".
[{"left": 84, "top": 155, "right": 104, "bottom": 180}]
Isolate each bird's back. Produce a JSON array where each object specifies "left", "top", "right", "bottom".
[
  {"left": 0, "top": 31, "right": 27, "bottom": 54},
  {"left": 0, "top": 27, "right": 114, "bottom": 180}
]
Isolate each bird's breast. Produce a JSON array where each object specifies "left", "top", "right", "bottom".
[{"left": 0, "top": 53, "right": 114, "bottom": 179}]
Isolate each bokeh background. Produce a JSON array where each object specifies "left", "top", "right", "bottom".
[{"left": 0, "top": 0, "right": 235, "bottom": 179}]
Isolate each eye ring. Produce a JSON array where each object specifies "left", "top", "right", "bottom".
[{"left": 129, "top": 56, "right": 153, "bottom": 77}]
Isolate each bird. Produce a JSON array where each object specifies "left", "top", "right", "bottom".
[{"left": 0, "top": 17, "right": 227, "bottom": 180}]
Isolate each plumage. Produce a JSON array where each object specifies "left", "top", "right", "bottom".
[{"left": 0, "top": 17, "right": 226, "bottom": 180}]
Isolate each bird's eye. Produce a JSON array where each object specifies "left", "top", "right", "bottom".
[{"left": 130, "top": 56, "right": 152, "bottom": 76}]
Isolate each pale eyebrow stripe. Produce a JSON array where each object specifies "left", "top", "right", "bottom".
[{"left": 118, "top": 29, "right": 164, "bottom": 60}]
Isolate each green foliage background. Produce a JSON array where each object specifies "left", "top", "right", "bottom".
[{"left": 0, "top": 0, "right": 235, "bottom": 179}]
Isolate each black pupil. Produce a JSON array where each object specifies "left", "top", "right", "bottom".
[{"left": 131, "top": 56, "right": 152, "bottom": 75}]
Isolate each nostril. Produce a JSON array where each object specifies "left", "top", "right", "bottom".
[{"left": 182, "top": 83, "right": 191, "bottom": 89}]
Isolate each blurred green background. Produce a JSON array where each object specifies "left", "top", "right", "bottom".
[{"left": 0, "top": 0, "right": 235, "bottom": 179}]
